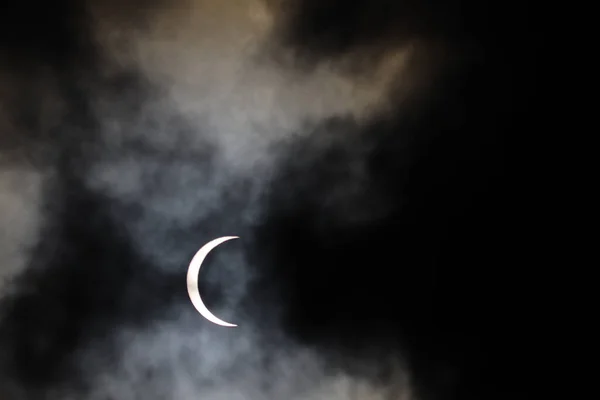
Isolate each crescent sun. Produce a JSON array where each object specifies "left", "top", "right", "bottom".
[{"left": 186, "top": 236, "right": 239, "bottom": 328}]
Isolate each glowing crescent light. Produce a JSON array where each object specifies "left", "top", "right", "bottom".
[{"left": 186, "top": 236, "right": 239, "bottom": 328}]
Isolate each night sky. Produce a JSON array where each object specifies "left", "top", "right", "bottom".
[{"left": 0, "top": 1, "right": 537, "bottom": 399}]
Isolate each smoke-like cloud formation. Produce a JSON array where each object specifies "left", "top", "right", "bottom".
[
  {"left": 0, "top": 168, "right": 45, "bottom": 297},
  {"left": 81, "top": 0, "right": 418, "bottom": 270},
  {"left": 1, "top": 0, "right": 540, "bottom": 398},
  {"left": 0, "top": 0, "right": 430, "bottom": 399}
]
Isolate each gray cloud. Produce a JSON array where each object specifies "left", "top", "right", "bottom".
[
  {"left": 58, "top": 308, "right": 412, "bottom": 400},
  {"left": 0, "top": 0, "right": 421, "bottom": 398},
  {"left": 0, "top": 167, "right": 46, "bottom": 299},
  {"left": 82, "top": 0, "right": 413, "bottom": 267}
]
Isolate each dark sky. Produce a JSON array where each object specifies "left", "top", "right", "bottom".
[{"left": 0, "top": 1, "right": 538, "bottom": 399}]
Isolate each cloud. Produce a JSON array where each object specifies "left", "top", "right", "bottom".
[
  {"left": 58, "top": 308, "right": 412, "bottom": 399},
  {"left": 80, "top": 0, "right": 414, "bottom": 273},
  {"left": 0, "top": 168, "right": 45, "bottom": 299},
  {"left": 88, "top": 0, "right": 411, "bottom": 160},
  {"left": 0, "top": 1, "right": 420, "bottom": 398}
]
